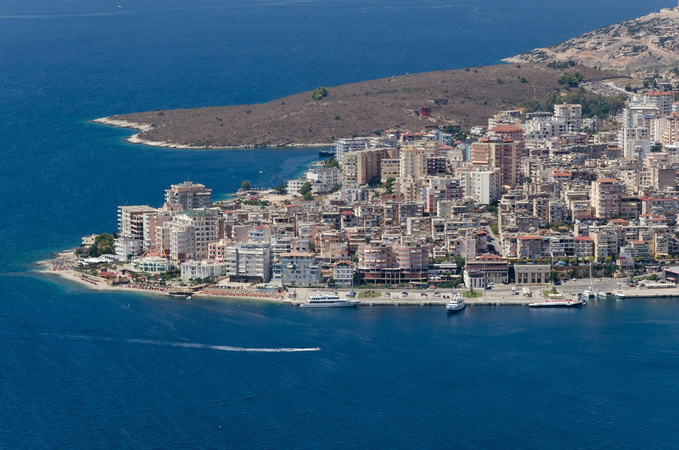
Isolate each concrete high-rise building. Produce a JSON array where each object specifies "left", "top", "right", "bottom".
[
  {"left": 166, "top": 208, "right": 220, "bottom": 264},
  {"left": 644, "top": 91, "right": 673, "bottom": 116},
  {"left": 164, "top": 181, "right": 212, "bottom": 210},
  {"left": 470, "top": 137, "right": 521, "bottom": 187},
  {"left": 458, "top": 168, "right": 501, "bottom": 205},
  {"left": 660, "top": 111, "right": 679, "bottom": 145},
  {"left": 118, "top": 205, "right": 157, "bottom": 239},
  {"left": 400, "top": 145, "right": 428, "bottom": 179},
  {"left": 591, "top": 178, "right": 624, "bottom": 219},
  {"left": 554, "top": 103, "right": 583, "bottom": 130},
  {"left": 341, "top": 148, "right": 388, "bottom": 186}
]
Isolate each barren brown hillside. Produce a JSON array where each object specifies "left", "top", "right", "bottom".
[{"left": 105, "top": 64, "right": 616, "bottom": 148}]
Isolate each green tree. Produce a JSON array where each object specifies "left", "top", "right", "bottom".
[
  {"left": 241, "top": 180, "right": 251, "bottom": 191},
  {"left": 557, "top": 72, "right": 583, "bottom": 88},
  {"left": 323, "top": 157, "right": 339, "bottom": 168},
  {"left": 650, "top": 143, "right": 663, "bottom": 153},
  {"left": 299, "top": 182, "right": 312, "bottom": 196},
  {"left": 303, "top": 192, "right": 314, "bottom": 201},
  {"left": 311, "top": 87, "right": 328, "bottom": 100},
  {"left": 274, "top": 180, "right": 287, "bottom": 194},
  {"left": 384, "top": 177, "right": 395, "bottom": 195},
  {"left": 87, "top": 233, "right": 116, "bottom": 257}
]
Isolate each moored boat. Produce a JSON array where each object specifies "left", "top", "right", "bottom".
[
  {"left": 446, "top": 293, "right": 465, "bottom": 313},
  {"left": 529, "top": 299, "right": 586, "bottom": 308},
  {"left": 300, "top": 292, "right": 360, "bottom": 308}
]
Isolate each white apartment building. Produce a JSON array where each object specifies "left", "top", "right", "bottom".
[
  {"left": 334, "top": 138, "right": 369, "bottom": 162},
  {"left": 166, "top": 208, "right": 220, "bottom": 264},
  {"left": 306, "top": 166, "right": 340, "bottom": 193},
  {"left": 554, "top": 103, "right": 583, "bottom": 130},
  {"left": 164, "top": 181, "right": 212, "bottom": 210},
  {"left": 236, "top": 242, "right": 272, "bottom": 282},
  {"left": 459, "top": 168, "right": 501, "bottom": 205}
]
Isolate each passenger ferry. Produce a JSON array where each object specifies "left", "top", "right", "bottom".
[
  {"left": 446, "top": 293, "right": 465, "bottom": 313},
  {"left": 300, "top": 292, "right": 360, "bottom": 308}
]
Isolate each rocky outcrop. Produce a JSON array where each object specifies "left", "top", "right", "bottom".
[{"left": 504, "top": 9, "right": 679, "bottom": 74}]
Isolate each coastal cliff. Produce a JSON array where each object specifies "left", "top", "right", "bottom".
[
  {"left": 96, "top": 64, "right": 610, "bottom": 149},
  {"left": 504, "top": 9, "right": 679, "bottom": 75}
]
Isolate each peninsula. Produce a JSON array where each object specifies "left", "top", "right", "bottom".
[{"left": 95, "top": 64, "right": 611, "bottom": 149}]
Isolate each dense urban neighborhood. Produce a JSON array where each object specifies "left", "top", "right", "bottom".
[{"left": 48, "top": 70, "right": 679, "bottom": 302}]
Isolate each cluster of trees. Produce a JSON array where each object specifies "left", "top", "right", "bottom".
[
  {"left": 518, "top": 91, "right": 626, "bottom": 119},
  {"left": 557, "top": 72, "right": 584, "bottom": 88},
  {"left": 311, "top": 86, "right": 328, "bottom": 101},
  {"left": 323, "top": 157, "right": 339, "bottom": 168},
  {"left": 274, "top": 180, "right": 287, "bottom": 194},
  {"left": 299, "top": 182, "right": 314, "bottom": 201},
  {"left": 86, "top": 233, "right": 116, "bottom": 257},
  {"left": 383, "top": 177, "right": 395, "bottom": 195},
  {"left": 547, "top": 60, "right": 576, "bottom": 69}
]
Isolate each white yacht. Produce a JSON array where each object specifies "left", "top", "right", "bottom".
[
  {"left": 583, "top": 264, "right": 596, "bottom": 299},
  {"left": 582, "top": 288, "right": 596, "bottom": 299},
  {"left": 300, "top": 292, "right": 360, "bottom": 308},
  {"left": 446, "top": 293, "right": 465, "bottom": 313}
]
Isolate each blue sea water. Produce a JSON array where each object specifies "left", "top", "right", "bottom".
[{"left": 1, "top": 0, "right": 678, "bottom": 448}]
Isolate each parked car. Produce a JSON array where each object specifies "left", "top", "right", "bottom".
[
  {"left": 433, "top": 292, "right": 441, "bottom": 298},
  {"left": 400, "top": 291, "right": 408, "bottom": 297},
  {"left": 383, "top": 292, "right": 391, "bottom": 297},
  {"left": 420, "top": 293, "right": 428, "bottom": 298}
]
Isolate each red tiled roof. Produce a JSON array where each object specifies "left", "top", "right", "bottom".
[
  {"left": 574, "top": 236, "right": 593, "bottom": 241},
  {"left": 596, "top": 178, "right": 620, "bottom": 183},
  {"left": 646, "top": 91, "right": 672, "bottom": 96},
  {"left": 333, "top": 260, "right": 354, "bottom": 267}
]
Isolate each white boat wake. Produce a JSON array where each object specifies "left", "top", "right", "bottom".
[
  {"left": 43, "top": 334, "right": 320, "bottom": 352},
  {"left": 128, "top": 339, "right": 320, "bottom": 352}
]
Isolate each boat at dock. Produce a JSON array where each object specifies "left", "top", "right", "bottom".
[
  {"left": 300, "top": 292, "right": 360, "bottom": 308},
  {"left": 529, "top": 299, "right": 586, "bottom": 308},
  {"left": 446, "top": 293, "right": 465, "bottom": 313},
  {"left": 582, "top": 263, "right": 596, "bottom": 299}
]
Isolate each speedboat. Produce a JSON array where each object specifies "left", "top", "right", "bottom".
[
  {"left": 300, "top": 292, "right": 360, "bottom": 308},
  {"left": 446, "top": 293, "right": 465, "bottom": 313},
  {"left": 615, "top": 290, "right": 625, "bottom": 300},
  {"left": 529, "top": 298, "right": 586, "bottom": 308}
]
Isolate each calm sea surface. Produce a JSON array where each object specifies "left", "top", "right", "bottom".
[{"left": 1, "top": 0, "right": 677, "bottom": 448}]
